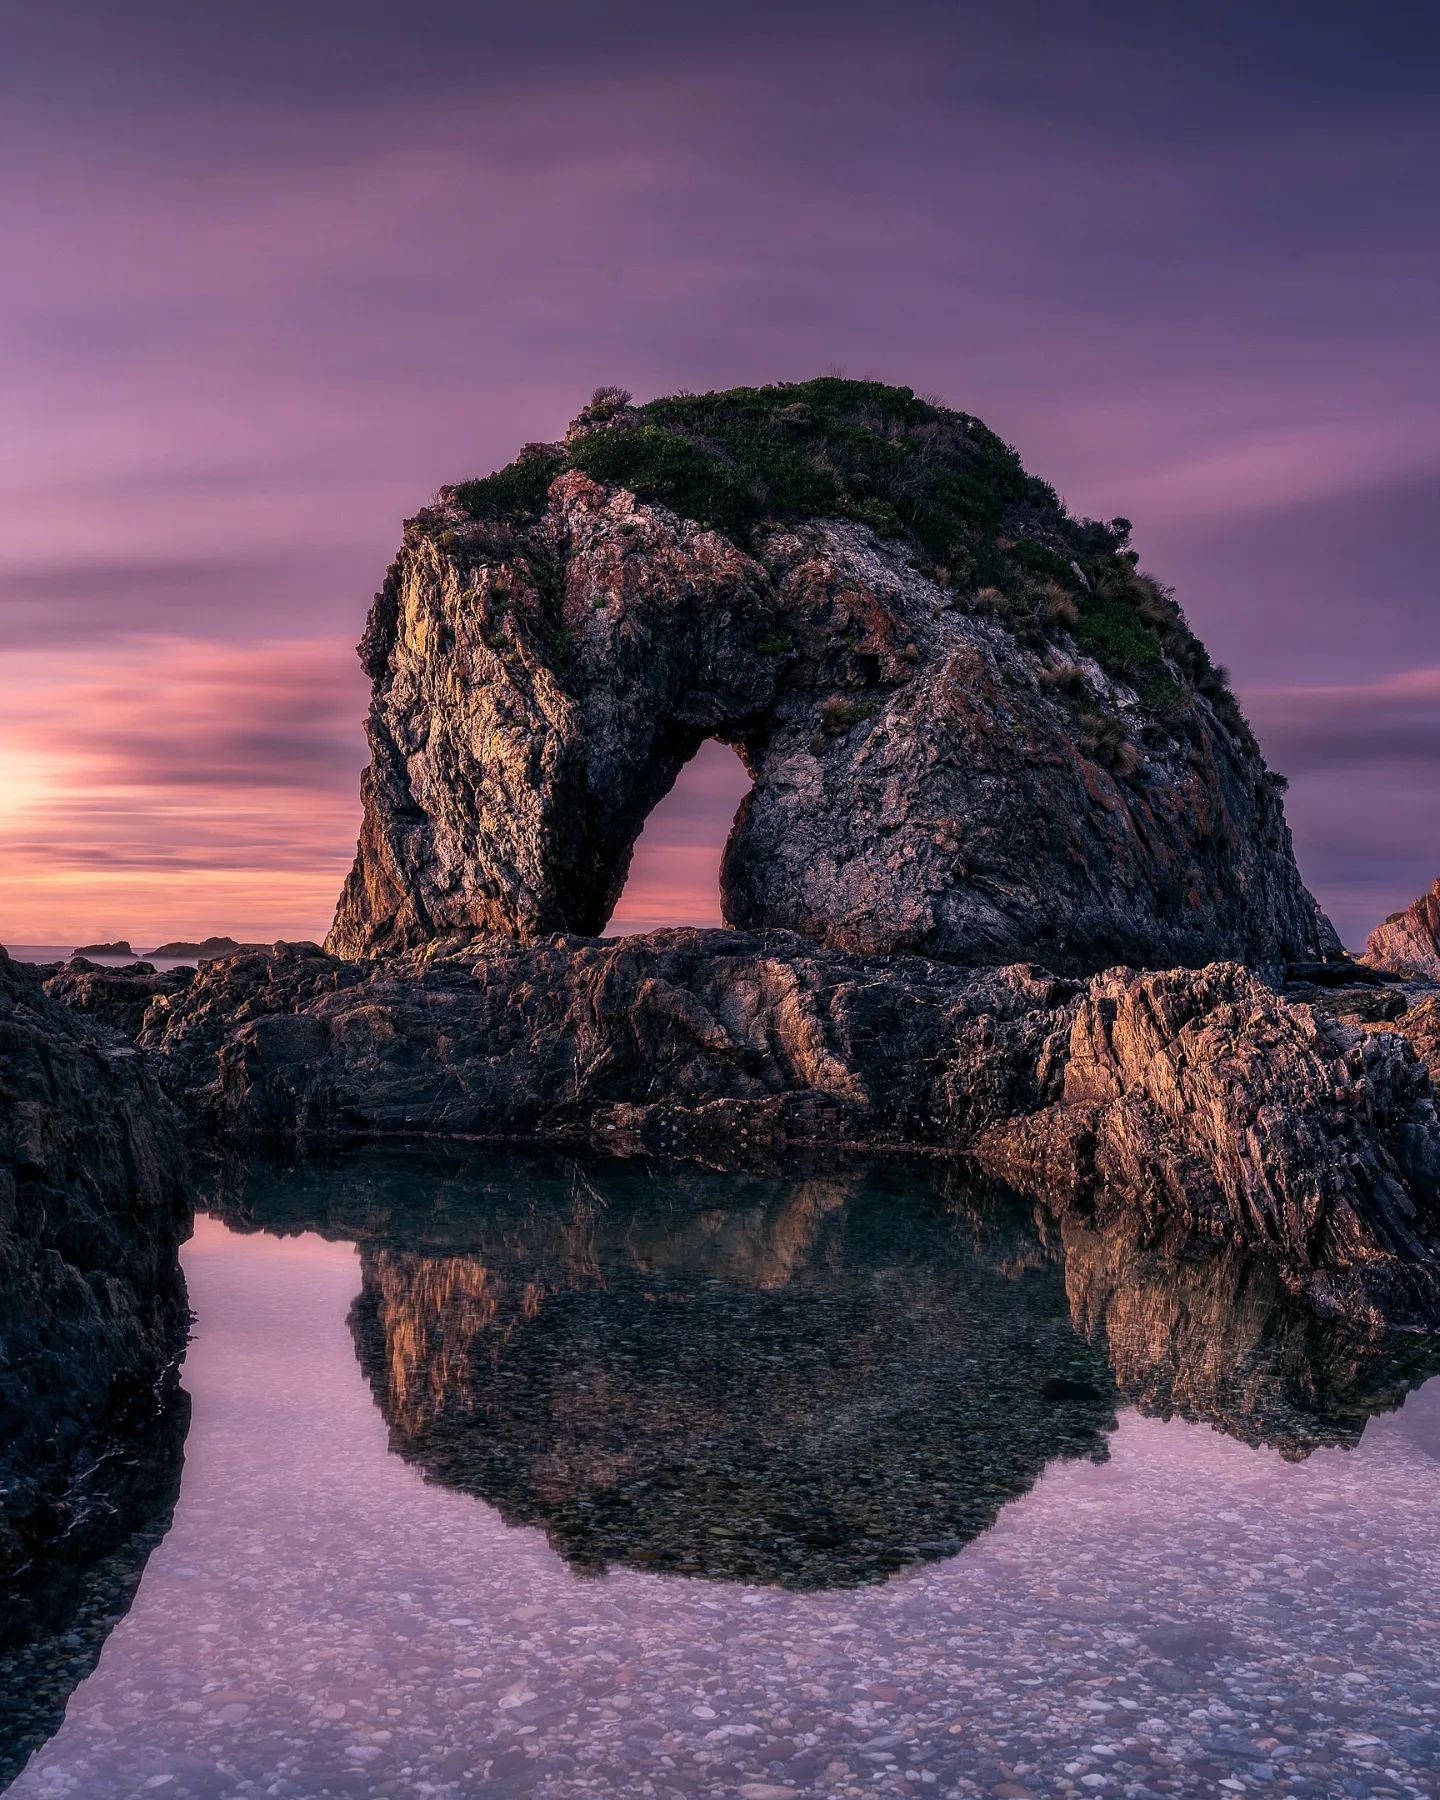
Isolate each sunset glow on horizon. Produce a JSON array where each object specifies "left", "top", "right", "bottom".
[{"left": 2, "top": 2, "right": 1436, "bottom": 951}]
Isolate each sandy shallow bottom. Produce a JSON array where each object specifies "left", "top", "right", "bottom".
[{"left": 5, "top": 1205, "right": 1440, "bottom": 1800}]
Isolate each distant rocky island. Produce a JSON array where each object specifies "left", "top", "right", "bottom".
[
  {"left": 146, "top": 934, "right": 270, "bottom": 959},
  {"left": 61, "top": 933, "right": 270, "bottom": 961},
  {"left": 5, "top": 378, "right": 1440, "bottom": 1644}
]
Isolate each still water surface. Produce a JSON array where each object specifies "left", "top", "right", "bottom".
[{"left": 5, "top": 1155, "right": 1439, "bottom": 1798}]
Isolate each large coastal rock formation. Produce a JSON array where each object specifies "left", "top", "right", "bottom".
[
  {"left": 0, "top": 949, "right": 190, "bottom": 1621},
  {"left": 328, "top": 380, "right": 1334, "bottom": 975},
  {"left": 1366, "top": 878, "right": 1440, "bottom": 981},
  {"left": 136, "top": 934, "right": 1440, "bottom": 1324},
  {"left": 42, "top": 382, "right": 1435, "bottom": 1334}
]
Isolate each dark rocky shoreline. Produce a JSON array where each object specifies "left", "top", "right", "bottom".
[
  {"left": 0, "top": 949, "right": 191, "bottom": 1658},
  {"left": 27, "top": 926, "right": 1440, "bottom": 1329}
]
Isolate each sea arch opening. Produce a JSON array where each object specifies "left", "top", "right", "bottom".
[{"left": 605, "top": 739, "right": 754, "bottom": 937}]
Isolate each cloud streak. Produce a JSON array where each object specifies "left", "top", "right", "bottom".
[
  {"left": 0, "top": 3, "right": 1435, "bottom": 947},
  {"left": 0, "top": 638, "right": 367, "bottom": 942}
]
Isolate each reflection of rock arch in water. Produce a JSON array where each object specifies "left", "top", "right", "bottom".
[
  {"left": 340, "top": 1167, "right": 1119, "bottom": 1589},
  {"left": 0, "top": 1388, "right": 188, "bottom": 1788},
  {"left": 209, "top": 1148, "right": 1440, "bottom": 1590}
]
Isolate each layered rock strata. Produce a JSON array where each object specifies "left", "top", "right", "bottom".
[{"left": 1365, "top": 878, "right": 1440, "bottom": 981}]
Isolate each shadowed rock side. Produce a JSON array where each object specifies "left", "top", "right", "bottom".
[
  {"left": 327, "top": 381, "right": 1334, "bottom": 975},
  {"left": 147, "top": 938, "right": 1440, "bottom": 1323},
  {"left": 0, "top": 1392, "right": 188, "bottom": 1790},
  {"left": 207, "top": 1149, "right": 1440, "bottom": 1587},
  {"left": 1366, "top": 878, "right": 1440, "bottom": 981},
  {"left": 0, "top": 948, "right": 191, "bottom": 1647}
]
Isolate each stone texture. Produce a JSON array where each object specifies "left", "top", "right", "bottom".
[
  {"left": 966, "top": 963, "right": 1440, "bottom": 1325},
  {"left": 1393, "top": 993, "right": 1440, "bottom": 1085},
  {"left": 1365, "top": 877, "right": 1440, "bottom": 980},
  {"left": 327, "top": 399, "right": 1334, "bottom": 977},
  {"left": 139, "top": 935, "right": 1440, "bottom": 1323},
  {"left": 0, "top": 948, "right": 191, "bottom": 1614},
  {"left": 43, "top": 956, "right": 195, "bottom": 1039}
]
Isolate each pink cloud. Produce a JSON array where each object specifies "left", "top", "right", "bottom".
[{"left": 0, "top": 637, "right": 367, "bottom": 944}]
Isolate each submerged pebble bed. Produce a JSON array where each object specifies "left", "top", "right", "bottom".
[{"left": 5, "top": 1171, "right": 1439, "bottom": 1800}]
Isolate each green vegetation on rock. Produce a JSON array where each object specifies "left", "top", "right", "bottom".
[{"left": 433, "top": 378, "right": 1246, "bottom": 729}]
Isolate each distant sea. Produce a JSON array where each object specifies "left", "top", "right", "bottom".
[{"left": 8, "top": 945, "right": 203, "bottom": 974}]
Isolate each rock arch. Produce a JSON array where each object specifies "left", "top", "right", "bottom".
[{"left": 328, "top": 393, "right": 1335, "bottom": 975}]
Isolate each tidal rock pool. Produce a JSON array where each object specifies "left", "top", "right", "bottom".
[{"left": 3, "top": 1152, "right": 1439, "bottom": 1798}]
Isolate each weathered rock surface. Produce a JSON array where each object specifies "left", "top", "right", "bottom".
[
  {"left": 1365, "top": 877, "right": 1440, "bottom": 980},
  {"left": 0, "top": 948, "right": 190, "bottom": 1614},
  {"left": 43, "top": 956, "right": 195, "bottom": 1039},
  {"left": 967, "top": 963, "right": 1440, "bottom": 1324},
  {"left": 328, "top": 380, "right": 1335, "bottom": 975},
  {"left": 138, "top": 934, "right": 1440, "bottom": 1323},
  {"left": 1393, "top": 993, "right": 1440, "bottom": 1085}
]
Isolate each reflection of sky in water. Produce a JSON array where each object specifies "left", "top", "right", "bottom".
[{"left": 9, "top": 1214, "right": 1440, "bottom": 1799}]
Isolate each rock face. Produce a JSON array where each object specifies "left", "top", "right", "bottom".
[
  {"left": 966, "top": 963, "right": 1440, "bottom": 1325},
  {"left": 0, "top": 948, "right": 191, "bottom": 1613},
  {"left": 140, "top": 935, "right": 1440, "bottom": 1323},
  {"left": 328, "top": 380, "right": 1334, "bottom": 975},
  {"left": 1366, "top": 878, "right": 1440, "bottom": 980}
]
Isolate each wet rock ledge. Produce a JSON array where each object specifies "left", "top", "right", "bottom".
[{"left": 110, "top": 930, "right": 1440, "bottom": 1328}]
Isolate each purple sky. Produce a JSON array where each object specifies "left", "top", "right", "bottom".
[{"left": 1, "top": 0, "right": 1436, "bottom": 946}]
